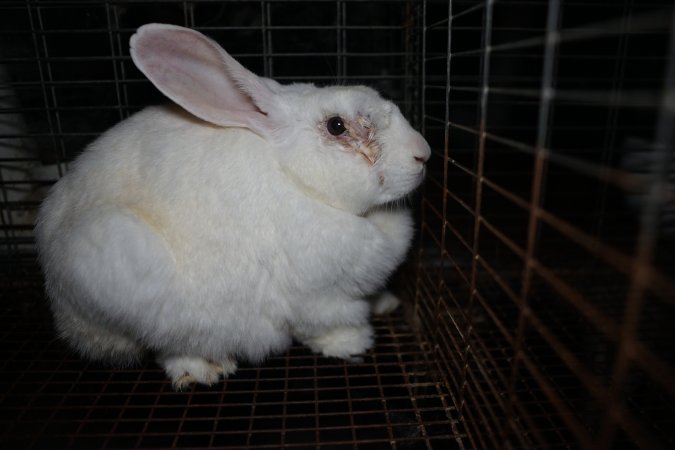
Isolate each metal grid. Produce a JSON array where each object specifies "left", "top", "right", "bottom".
[
  {"left": 417, "top": 1, "right": 675, "bottom": 449},
  {"left": 0, "top": 299, "right": 460, "bottom": 449}
]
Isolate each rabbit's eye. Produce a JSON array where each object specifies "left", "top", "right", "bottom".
[{"left": 327, "top": 116, "right": 347, "bottom": 136}]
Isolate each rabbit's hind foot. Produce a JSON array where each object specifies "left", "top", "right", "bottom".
[{"left": 158, "top": 355, "right": 237, "bottom": 390}]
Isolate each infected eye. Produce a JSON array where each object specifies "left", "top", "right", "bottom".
[{"left": 326, "top": 116, "right": 347, "bottom": 136}]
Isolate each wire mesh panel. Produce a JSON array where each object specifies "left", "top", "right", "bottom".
[
  {"left": 0, "top": 305, "right": 460, "bottom": 449},
  {"left": 417, "top": 1, "right": 675, "bottom": 449}
]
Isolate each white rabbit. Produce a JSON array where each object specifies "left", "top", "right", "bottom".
[{"left": 35, "top": 24, "right": 430, "bottom": 389}]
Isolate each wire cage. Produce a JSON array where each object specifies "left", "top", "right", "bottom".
[{"left": 0, "top": 1, "right": 673, "bottom": 449}]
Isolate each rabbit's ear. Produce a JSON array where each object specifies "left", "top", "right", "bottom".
[{"left": 130, "top": 24, "right": 279, "bottom": 135}]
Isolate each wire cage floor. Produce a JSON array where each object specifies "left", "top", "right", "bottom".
[{"left": 0, "top": 289, "right": 462, "bottom": 450}]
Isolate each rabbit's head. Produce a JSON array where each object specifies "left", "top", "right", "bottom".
[{"left": 131, "top": 24, "right": 430, "bottom": 214}]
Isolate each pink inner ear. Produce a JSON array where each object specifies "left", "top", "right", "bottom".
[{"left": 130, "top": 24, "right": 273, "bottom": 132}]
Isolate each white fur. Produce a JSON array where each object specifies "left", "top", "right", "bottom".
[
  {"left": 35, "top": 24, "right": 431, "bottom": 388},
  {"left": 372, "top": 291, "right": 402, "bottom": 316},
  {"left": 300, "top": 325, "right": 373, "bottom": 359},
  {"left": 159, "top": 355, "right": 238, "bottom": 390}
]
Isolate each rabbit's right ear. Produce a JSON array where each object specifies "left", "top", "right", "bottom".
[{"left": 130, "top": 24, "right": 280, "bottom": 135}]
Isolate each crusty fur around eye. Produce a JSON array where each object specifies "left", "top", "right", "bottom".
[{"left": 319, "top": 115, "right": 382, "bottom": 166}]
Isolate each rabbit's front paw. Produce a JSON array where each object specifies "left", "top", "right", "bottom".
[
  {"left": 372, "top": 291, "right": 401, "bottom": 315},
  {"left": 159, "top": 355, "right": 237, "bottom": 390},
  {"left": 305, "top": 325, "right": 374, "bottom": 360},
  {"left": 366, "top": 208, "right": 412, "bottom": 242}
]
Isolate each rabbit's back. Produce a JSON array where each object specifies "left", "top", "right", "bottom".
[{"left": 40, "top": 105, "right": 273, "bottom": 251}]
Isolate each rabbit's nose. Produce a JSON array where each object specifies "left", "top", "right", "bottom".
[{"left": 411, "top": 133, "right": 431, "bottom": 164}]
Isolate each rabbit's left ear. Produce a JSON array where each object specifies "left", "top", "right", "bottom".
[{"left": 130, "top": 23, "right": 280, "bottom": 136}]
